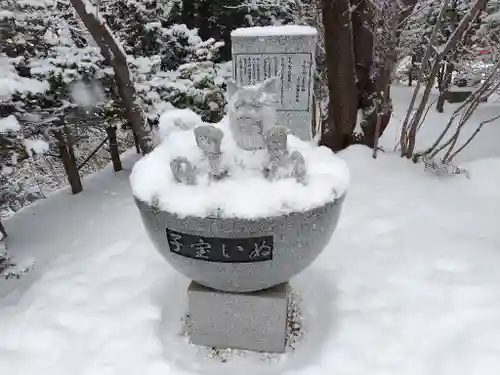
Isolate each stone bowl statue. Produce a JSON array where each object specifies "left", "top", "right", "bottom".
[
  {"left": 134, "top": 194, "right": 345, "bottom": 293},
  {"left": 131, "top": 76, "right": 348, "bottom": 293}
]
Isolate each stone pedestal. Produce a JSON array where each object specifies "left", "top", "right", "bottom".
[{"left": 188, "top": 281, "right": 289, "bottom": 353}]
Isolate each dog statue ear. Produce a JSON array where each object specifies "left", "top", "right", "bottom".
[
  {"left": 226, "top": 79, "right": 239, "bottom": 99},
  {"left": 259, "top": 76, "right": 279, "bottom": 95}
]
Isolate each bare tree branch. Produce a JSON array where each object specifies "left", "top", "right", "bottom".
[
  {"left": 447, "top": 112, "right": 500, "bottom": 162},
  {"left": 402, "top": 0, "right": 487, "bottom": 158}
]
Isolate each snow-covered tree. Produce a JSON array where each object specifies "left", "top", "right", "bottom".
[
  {"left": 319, "top": 0, "right": 418, "bottom": 152},
  {"left": 0, "top": 2, "right": 51, "bottom": 217},
  {"left": 129, "top": 24, "right": 227, "bottom": 125},
  {"left": 98, "top": 0, "right": 298, "bottom": 123},
  {"left": 167, "top": 0, "right": 299, "bottom": 61},
  {"left": 80, "top": 0, "right": 232, "bottom": 131}
]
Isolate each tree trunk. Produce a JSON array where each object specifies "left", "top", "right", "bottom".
[
  {"left": 437, "top": 61, "right": 454, "bottom": 112},
  {"left": 358, "top": 0, "right": 416, "bottom": 148},
  {"left": 409, "top": 54, "right": 416, "bottom": 86},
  {"left": 351, "top": 0, "right": 379, "bottom": 148},
  {"left": 352, "top": 0, "right": 374, "bottom": 116},
  {"left": 181, "top": 0, "right": 196, "bottom": 29},
  {"left": 437, "top": 61, "right": 445, "bottom": 89},
  {"left": 319, "top": 0, "right": 357, "bottom": 152},
  {"left": 197, "top": 1, "right": 212, "bottom": 43},
  {"left": 319, "top": 0, "right": 417, "bottom": 152},
  {"left": 69, "top": 0, "right": 152, "bottom": 155}
]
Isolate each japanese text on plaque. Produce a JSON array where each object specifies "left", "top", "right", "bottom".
[
  {"left": 166, "top": 228, "right": 273, "bottom": 263},
  {"left": 234, "top": 53, "right": 312, "bottom": 112}
]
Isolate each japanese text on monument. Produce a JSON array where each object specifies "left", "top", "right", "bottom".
[
  {"left": 166, "top": 228, "right": 273, "bottom": 263},
  {"left": 234, "top": 53, "right": 312, "bottom": 112}
]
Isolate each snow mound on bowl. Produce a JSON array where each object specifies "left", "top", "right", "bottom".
[{"left": 131, "top": 118, "right": 349, "bottom": 219}]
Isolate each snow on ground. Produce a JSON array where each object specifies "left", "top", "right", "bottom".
[{"left": 1, "top": 127, "right": 500, "bottom": 374}]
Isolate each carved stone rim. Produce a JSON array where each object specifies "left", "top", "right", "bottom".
[{"left": 134, "top": 193, "right": 346, "bottom": 222}]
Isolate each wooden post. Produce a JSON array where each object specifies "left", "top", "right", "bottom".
[
  {"left": 311, "top": 95, "right": 317, "bottom": 137},
  {"left": 133, "top": 131, "right": 141, "bottom": 154},
  {"left": 372, "top": 97, "right": 382, "bottom": 159},
  {"left": 437, "top": 61, "right": 454, "bottom": 113},
  {"left": 409, "top": 55, "right": 416, "bottom": 86},
  {"left": 106, "top": 126, "right": 123, "bottom": 172},
  {"left": 53, "top": 129, "right": 83, "bottom": 195}
]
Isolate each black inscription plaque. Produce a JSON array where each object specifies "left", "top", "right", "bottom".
[{"left": 166, "top": 228, "right": 274, "bottom": 263}]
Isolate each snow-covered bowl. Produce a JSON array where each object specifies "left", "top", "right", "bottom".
[
  {"left": 134, "top": 194, "right": 345, "bottom": 293},
  {"left": 130, "top": 116, "right": 349, "bottom": 293}
]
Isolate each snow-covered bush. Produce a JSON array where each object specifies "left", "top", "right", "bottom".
[
  {"left": 0, "top": 51, "right": 51, "bottom": 216},
  {"left": 134, "top": 60, "right": 227, "bottom": 126},
  {"left": 0, "top": 231, "right": 33, "bottom": 279},
  {"left": 101, "top": 0, "right": 298, "bottom": 61},
  {"left": 130, "top": 25, "right": 228, "bottom": 125},
  {"left": 101, "top": 0, "right": 176, "bottom": 57}
]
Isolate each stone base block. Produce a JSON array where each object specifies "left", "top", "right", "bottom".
[{"left": 187, "top": 281, "right": 289, "bottom": 353}]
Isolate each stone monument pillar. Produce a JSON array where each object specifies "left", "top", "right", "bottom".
[{"left": 231, "top": 25, "right": 317, "bottom": 141}]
